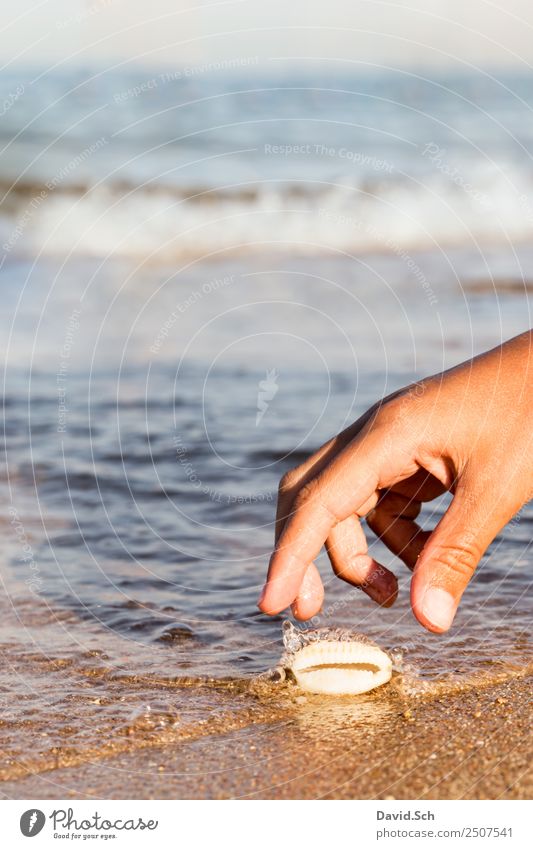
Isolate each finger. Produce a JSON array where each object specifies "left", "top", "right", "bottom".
[
  {"left": 290, "top": 484, "right": 387, "bottom": 619},
  {"left": 259, "top": 422, "right": 417, "bottom": 614},
  {"left": 410, "top": 476, "right": 515, "bottom": 633},
  {"left": 275, "top": 470, "right": 324, "bottom": 620},
  {"left": 326, "top": 514, "right": 398, "bottom": 607},
  {"left": 388, "top": 468, "right": 447, "bottom": 503},
  {"left": 270, "top": 410, "right": 383, "bottom": 618},
  {"left": 275, "top": 400, "right": 385, "bottom": 504},
  {"left": 291, "top": 562, "right": 324, "bottom": 620},
  {"left": 367, "top": 490, "right": 430, "bottom": 570}
]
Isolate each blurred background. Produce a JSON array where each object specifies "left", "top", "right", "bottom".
[{"left": 0, "top": 0, "right": 532, "bottom": 778}]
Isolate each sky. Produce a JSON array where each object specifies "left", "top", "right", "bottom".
[{"left": 2, "top": 0, "right": 533, "bottom": 71}]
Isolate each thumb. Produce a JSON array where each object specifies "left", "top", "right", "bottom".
[{"left": 410, "top": 479, "right": 513, "bottom": 633}]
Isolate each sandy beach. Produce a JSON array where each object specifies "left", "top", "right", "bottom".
[{"left": 0, "top": 664, "right": 530, "bottom": 800}]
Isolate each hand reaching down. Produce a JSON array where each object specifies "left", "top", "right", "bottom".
[{"left": 258, "top": 331, "right": 533, "bottom": 633}]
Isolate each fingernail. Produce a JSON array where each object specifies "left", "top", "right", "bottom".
[
  {"left": 422, "top": 587, "right": 456, "bottom": 631},
  {"left": 361, "top": 565, "right": 396, "bottom": 607},
  {"left": 363, "top": 578, "right": 390, "bottom": 606}
]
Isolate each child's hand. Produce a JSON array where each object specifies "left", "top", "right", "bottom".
[{"left": 258, "top": 331, "right": 533, "bottom": 633}]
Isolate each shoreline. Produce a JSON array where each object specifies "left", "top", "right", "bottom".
[{"left": 1, "top": 674, "right": 530, "bottom": 800}]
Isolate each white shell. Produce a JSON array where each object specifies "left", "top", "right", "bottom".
[
  {"left": 290, "top": 639, "right": 392, "bottom": 695},
  {"left": 279, "top": 621, "right": 392, "bottom": 696}
]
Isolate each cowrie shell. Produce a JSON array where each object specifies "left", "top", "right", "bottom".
[{"left": 280, "top": 621, "right": 392, "bottom": 695}]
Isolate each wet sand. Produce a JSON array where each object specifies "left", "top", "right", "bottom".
[{"left": 1, "top": 673, "right": 531, "bottom": 800}]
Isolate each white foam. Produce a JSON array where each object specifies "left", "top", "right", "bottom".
[{"left": 2, "top": 163, "right": 533, "bottom": 260}]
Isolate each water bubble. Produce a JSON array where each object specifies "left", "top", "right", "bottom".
[{"left": 282, "top": 620, "right": 305, "bottom": 653}]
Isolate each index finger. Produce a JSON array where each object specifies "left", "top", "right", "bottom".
[{"left": 258, "top": 425, "right": 406, "bottom": 615}]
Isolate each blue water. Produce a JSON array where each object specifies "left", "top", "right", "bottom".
[
  {"left": 3, "top": 68, "right": 533, "bottom": 257},
  {"left": 0, "top": 70, "right": 531, "bottom": 766}
]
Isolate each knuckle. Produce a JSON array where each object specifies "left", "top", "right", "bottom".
[
  {"left": 368, "top": 398, "right": 404, "bottom": 433},
  {"left": 433, "top": 541, "right": 480, "bottom": 580},
  {"left": 278, "top": 467, "right": 301, "bottom": 494},
  {"left": 367, "top": 397, "right": 394, "bottom": 426}
]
